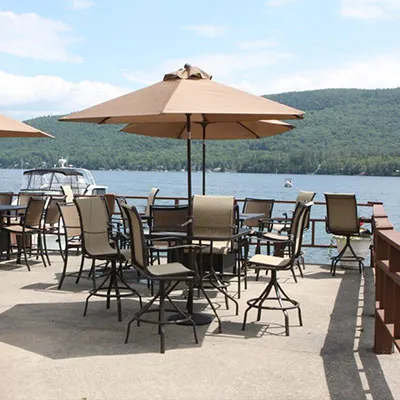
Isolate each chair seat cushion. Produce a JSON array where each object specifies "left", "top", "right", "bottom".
[
  {"left": 148, "top": 262, "right": 194, "bottom": 278},
  {"left": 271, "top": 223, "right": 286, "bottom": 232},
  {"left": 262, "top": 232, "right": 289, "bottom": 241},
  {"left": 3, "top": 225, "right": 37, "bottom": 234},
  {"left": 248, "top": 254, "right": 291, "bottom": 269}
]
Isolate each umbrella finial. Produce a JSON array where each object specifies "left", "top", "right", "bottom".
[{"left": 164, "top": 65, "right": 212, "bottom": 81}]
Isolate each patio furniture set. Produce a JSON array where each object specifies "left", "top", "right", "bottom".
[{"left": 0, "top": 189, "right": 367, "bottom": 353}]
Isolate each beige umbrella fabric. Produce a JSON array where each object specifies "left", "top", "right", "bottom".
[
  {"left": 60, "top": 65, "right": 304, "bottom": 124},
  {"left": 0, "top": 114, "right": 54, "bottom": 138},
  {"left": 60, "top": 64, "right": 304, "bottom": 231},
  {"left": 121, "top": 119, "right": 294, "bottom": 139}
]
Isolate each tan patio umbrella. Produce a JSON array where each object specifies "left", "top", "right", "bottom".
[
  {"left": 60, "top": 64, "right": 304, "bottom": 232},
  {"left": 121, "top": 119, "right": 295, "bottom": 194},
  {"left": 0, "top": 114, "right": 54, "bottom": 138}
]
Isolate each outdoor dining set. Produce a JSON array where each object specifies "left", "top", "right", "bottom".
[{"left": 0, "top": 188, "right": 368, "bottom": 353}]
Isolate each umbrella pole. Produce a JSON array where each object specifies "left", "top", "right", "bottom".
[
  {"left": 202, "top": 122, "right": 207, "bottom": 195},
  {"left": 186, "top": 113, "right": 193, "bottom": 237}
]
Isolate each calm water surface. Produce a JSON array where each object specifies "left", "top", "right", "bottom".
[{"left": 2, "top": 169, "right": 399, "bottom": 263}]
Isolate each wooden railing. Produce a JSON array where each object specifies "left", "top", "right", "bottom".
[{"left": 372, "top": 204, "right": 400, "bottom": 354}]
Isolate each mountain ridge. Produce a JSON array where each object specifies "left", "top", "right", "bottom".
[{"left": 0, "top": 87, "right": 399, "bottom": 176}]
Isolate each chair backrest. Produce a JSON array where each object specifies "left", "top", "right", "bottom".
[
  {"left": 150, "top": 204, "right": 189, "bottom": 233},
  {"left": 17, "top": 193, "right": 34, "bottom": 206},
  {"left": 116, "top": 196, "right": 129, "bottom": 234},
  {"left": 57, "top": 202, "right": 81, "bottom": 240},
  {"left": 291, "top": 202, "right": 312, "bottom": 258},
  {"left": 74, "top": 197, "right": 112, "bottom": 257},
  {"left": 192, "top": 195, "right": 235, "bottom": 238},
  {"left": 325, "top": 193, "right": 359, "bottom": 236},
  {"left": 296, "top": 191, "right": 315, "bottom": 229},
  {"left": 123, "top": 204, "right": 148, "bottom": 272},
  {"left": 145, "top": 188, "right": 159, "bottom": 217},
  {"left": 44, "top": 196, "right": 65, "bottom": 225},
  {"left": 0, "top": 192, "right": 13, "bottom": 205},
  {"left": 103, "top": 193, "right": 116, "bottom": 216},
  {"left": 61, "top": 185, "right": 74, "bottom": 203},
  {"left": 24, "top": 197, "right": 47, "bottom": 229},
  {"left": 242, "top": 198, "right": 274, "bottom": 228},
  {"left": 296, "top": 191, "right": 316, "bottom": 204}
]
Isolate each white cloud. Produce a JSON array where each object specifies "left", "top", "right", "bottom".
[
  {"left": 238, "top": 38, "right": 278, "bottom": 49},
  {"left": 183, "top": 25, "right": 229, "bottom": 38},
  {"left": 0, "top": 70, "right": 128, "bottom": 120},
  {"left": 71, "top": 0, "right": 95, "bottom": 10},
  {"left": 340, "top": 0, "right": 400, "bottom": 20},
  {"left": 0, "top": 11, "right": 82, "bottom": 62},
  {"left": 260, "top": 53, "right": 400, "bottom": 94},
  {"left": 266, "top": 0, "right": 296, "bottom": 7}
]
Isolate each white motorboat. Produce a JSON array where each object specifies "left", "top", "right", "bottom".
[
  {"left": 284, "top": 177, "right": 293, "bottom": 188},
  {"left": 19, "top": 158, "right": 107, "bottom": 197}
]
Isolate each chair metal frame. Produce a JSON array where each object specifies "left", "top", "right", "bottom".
[
  {"left": 2, "top": 197, "right": 48, "bottom": 271},
  {"left": 242, "top": 202, "right": 311, "bottom": 336},
  {"left": 123, "top": 204, "right": 199, "bottom": 353},
  {"left": 75, "top": 197, "right": 142, "bottom": 321},
  {"left": 325, "top": 193, "right": 365, "bottom": 276}
]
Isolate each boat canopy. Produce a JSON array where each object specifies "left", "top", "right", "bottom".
[{"left": 21, "top": 168, "right": 97, "bottom": 194}]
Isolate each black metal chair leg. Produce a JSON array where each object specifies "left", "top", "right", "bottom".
[
  {"left": 75, "top": 254, "right": 85, "bottom": 284},
  {"left": 58, "top": 252, "right": 68, "bottom": 289},
  {"left": 43, "top": 231, "right": 51, "bottom": 266}
]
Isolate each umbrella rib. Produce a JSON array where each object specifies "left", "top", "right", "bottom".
[
  {"left": 177, "top": 124, "right": 187, "bottom": 139},
  {"left": 99, "top": 117, "right": 111, "bottom": 124},
  {"left": 237, "top": 121, "right": 261, "bottom": 138}
]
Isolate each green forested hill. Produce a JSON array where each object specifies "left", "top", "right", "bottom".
[{"left": 1, "top": 88, "right": 399, "bottom": 176}]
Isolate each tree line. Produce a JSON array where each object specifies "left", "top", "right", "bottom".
[{"left": 0, "top": 87, "right": 399, "bottom": 176}]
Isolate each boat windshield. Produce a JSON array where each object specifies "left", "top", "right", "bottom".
[{"left": 21, "top": 168, "right": 97, "bottom": 194}]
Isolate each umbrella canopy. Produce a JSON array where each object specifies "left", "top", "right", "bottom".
[
  {"left": 0, "top": 114, "right": 54, "bottom": 138},
  {"left": 60, "top": 64, "right": 304, "bottom": 234},
  {"left": 121, "top": 119, "right": 294, "bottom": 139},
  {"left": 59, "top": 65, "right": 304, "bottom": 124}
]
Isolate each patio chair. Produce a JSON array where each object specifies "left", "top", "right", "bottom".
[
  {"left": 1, "top": 197, "right": 48, "bottom": 271},
  {"left": 192, "top": 195, "right": 243, "bottom": 313},
  {"left": 123, "top": 204, "right": 198, "bottom": 353},
  {"left": 272, "top": 190, "right": 316, "bottom": 233},
  {"left": 325, "top": 193, "right": 364, "bottom": 276},
  {"left": 0, "top": 192, "right": 13, "bottom": 205},
  {"left": 261, "top": 201, "right": 314, "bottom": 282},
  {"left": 57, "top": 202, "right": 86, "bottom": 289},
  {"left": 75, "top": 196, "right": 142, "bottom": 321},
  {"left": 61, "top": 185, "right": 74, "bottom": 203},
  {"left": 148, "top": 204, "right": 189, "bottom": 264},
  {"left": 103, "top": 193, "right": 116, "bottom": 217},
  {"left": 242, "top": 201, "right": 311, "bottom": 336},
  {"left": 42, "top": 195, "right": 65, "bottom": 266},
  {"left": 0, "top": 192, "right": 14, "bottom": 226},
  {"left": 115, "top": 196, "right": 130, "bottom": 248},
  {"left": 242, "top": 197, "right": 275, "bottom": 255},
  {"left": 144, "top": 187, "right": 160, "bottom": 218}
]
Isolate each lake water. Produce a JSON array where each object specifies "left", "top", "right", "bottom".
[{"left": 1, "top": 169, "right": 399, "bottom": 263}]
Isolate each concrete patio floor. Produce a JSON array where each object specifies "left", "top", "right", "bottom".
[{"left": 0, "top": 252, "right": 399, "bottom": 400}]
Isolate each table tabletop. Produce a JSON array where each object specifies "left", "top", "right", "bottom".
[
  {"left": 239, "top": 213, "right": 265, "bottom": 222},
  {"left": 0, "top": 204, "right": 26, "bottom": 213}
]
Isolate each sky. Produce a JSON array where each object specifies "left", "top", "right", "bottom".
[{"left": 0, "top": 0, "right": 399, "bottom": 120}]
